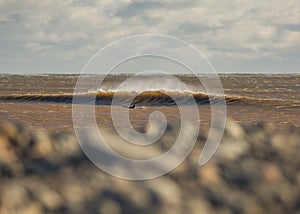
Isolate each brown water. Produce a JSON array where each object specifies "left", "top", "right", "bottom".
[{"left": 0, "top": 74, "right": 299, "bottom": 133}]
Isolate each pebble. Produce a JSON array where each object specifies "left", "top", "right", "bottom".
[{"left": 0, "top": 120, "right": 299, "bottom": 213}]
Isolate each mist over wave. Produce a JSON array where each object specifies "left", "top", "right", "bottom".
[{"left": 0, "top": 90, "right": 299, "bottom": 107}]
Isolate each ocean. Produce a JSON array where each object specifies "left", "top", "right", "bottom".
[{"left": 0, "top": 74, "right": 299, "bottom": 132}]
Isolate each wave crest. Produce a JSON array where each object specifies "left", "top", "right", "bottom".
[{"left": 0, "top": 90, "right": 299, "bottom": 106}]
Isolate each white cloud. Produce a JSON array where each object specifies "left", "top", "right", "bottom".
[
  {"left": 24, "top": 42, "right": 53, "bottom": 52},
  {"left": 0, "top": 0, "right": 300, "bottom": 73},
  {"left": 258, "top": 26, "right": 277, "bottom": 40}
]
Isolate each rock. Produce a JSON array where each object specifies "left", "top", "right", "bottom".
[
  {"left": 0, "top": 120, "right": 299, "bottom": 213},
  {"left": 53, "top": 134, "right": 80, "bottom": 158},
  {"left": 32, "top": 132, "right": 53, "bottom": 158},
  {"left": 225, "top": 118, "right": 246, "bottom": 139},
  {"left": 29, "top": 181, "right": 63, "bottom": 210},
  {"left": 146, "top": 177, "right": 182, "bottom": 206},
  {"left": 0, "top": 135, "right": 18, "bottom": 165},
  {"left": 198, "top": 164, "right": 221, "bottom": 185},
  {"left": 187, "top": 198, "right": 214, "bottom": 214},
  {"left": 213, "top": 118, "right": 249, "bottom": 161},
  {"left": 0, "top": 182, "right": 29, "bottom": 211},
  {"left": 99, "top": 199, "right": 121, "bottom": 214},
  {"left": 261, "top": 163, "right": 283, "bottom": 183},
  {"left": 0, "top": 123, "right": 18, "bottom": 141},
  {"left": 19, "top": 202, "right": 43, "bottom": 214}
]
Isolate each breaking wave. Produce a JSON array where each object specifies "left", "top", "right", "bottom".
[{"left": 0, "top": 90, "right": 299, "bottom": 106}]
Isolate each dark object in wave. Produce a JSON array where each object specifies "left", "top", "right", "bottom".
[
  {"left": 122, "top": 104, "right": 135, "bottom": 109},
  {"left": 0, "top": 91, "right": 299, "bottom": 107}
]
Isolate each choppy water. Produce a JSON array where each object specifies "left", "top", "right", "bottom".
[
  {"left": 1, "top": 90, "right": 299, "bottom": 106},
  {"left": 0, "top": 74, "right": 299, "bottom": 132}
]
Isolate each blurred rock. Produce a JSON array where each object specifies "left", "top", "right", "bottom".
[
  {"left": 0, "top": 120, "right": 299, "bottom": 213},
  {"left": 215, "top": 118, "right": 249, "bottom": 161}
]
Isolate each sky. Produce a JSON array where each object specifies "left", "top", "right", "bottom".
[{"left": 0, "top": 0, "right": 300, "bottom": 74}]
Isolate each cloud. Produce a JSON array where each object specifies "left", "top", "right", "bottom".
[{"left": 0, "top": 0, "right": 300, "bottom": 73}]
